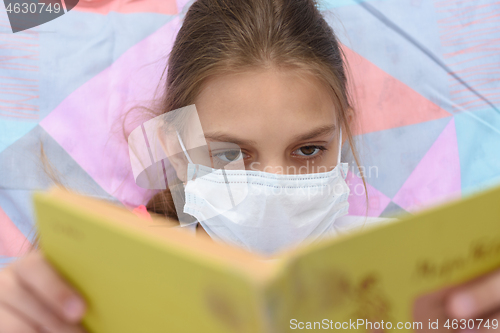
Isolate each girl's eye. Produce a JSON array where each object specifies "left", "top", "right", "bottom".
[
  {"left": 213, "top": 150, "right": 243, "bottom": 163},
  {"left": 295, "top": 146, "right": 325, "bottom": 157}
]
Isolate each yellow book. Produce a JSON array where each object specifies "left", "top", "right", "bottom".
[{"left": 33, "top": 185, "right": 500, "bottom": 333}]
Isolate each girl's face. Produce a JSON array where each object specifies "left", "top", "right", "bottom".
[
  {"left": 172, "top": 68, "right": 344, "bottom": 176},
  {"left": 192, "top": 68, "right": 343, "bottom": 175}
]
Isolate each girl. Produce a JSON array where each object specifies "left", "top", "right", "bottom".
[{"left": 0, "top": 0, "right": 498, "bottom": 331}]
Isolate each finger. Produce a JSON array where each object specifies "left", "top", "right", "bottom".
[
  {"left": 0, "top": 270, "right": 87, "bottom": 333},
  {"left": 10, "top": 251, "right": 86, "bottom": 323},
  {"left": 0, "top": 304, "right": 38, "bottom": 333},
  {"left": 446, "top": 271, "right": 500, "bottom": 318}
]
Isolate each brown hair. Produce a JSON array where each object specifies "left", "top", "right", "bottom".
[{"left": 146, "top": 0, "right": 367, "bottom": 220}]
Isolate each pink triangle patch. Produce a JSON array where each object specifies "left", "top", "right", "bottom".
[
  {"left": 0, "top": 207, "right": 31, "bottom": 257},
  {"left": 392, "top": 118, "right": 461, "bottom": 212},
  {"left": 346, "top": 170, "right": 391, "bottom": 217},
  {"left": 41, "top": 18, "right": 183, "bottom": 207},
  {"left": 342, "top": 45, "right": 451, "bottom": 135}
]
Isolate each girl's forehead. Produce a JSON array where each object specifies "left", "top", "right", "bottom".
[{"left": 194, "top": 69, "right": 338, "bottom": 136}]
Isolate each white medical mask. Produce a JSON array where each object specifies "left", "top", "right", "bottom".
[{"left": 180, "top": 130, "right": 350, "bottom": 257}]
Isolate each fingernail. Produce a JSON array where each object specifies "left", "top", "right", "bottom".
[
  {"left": 64, "top": 297, "right": 85, "bottom": 321},
  {"left": 450, "top": 293, "right": 476, "bottom": 317}
]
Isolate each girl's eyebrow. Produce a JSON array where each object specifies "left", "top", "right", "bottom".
[
  {"left": 201, "top": 132, "right": 257, "bottom": 146},
  {"left": 201, "top": 124, "right": 336, "bottom": 146},
  {"left": 292, "top": 124, "right": 337, "bottom": 142}
]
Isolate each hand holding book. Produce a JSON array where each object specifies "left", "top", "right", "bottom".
[
  {"left": 447, "top": 270, "right": 500, "bottom": 326},
  {"left": 0, "top": 250, "right": 88, "bottom": 333}
]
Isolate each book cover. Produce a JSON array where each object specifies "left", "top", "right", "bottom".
[{"left": 34, "top": 185, "right": 500, "bottom": 332}]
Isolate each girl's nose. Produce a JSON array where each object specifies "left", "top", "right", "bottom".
[
  {"left": 248, "top": 158, "right": 287, "bottom": 174},
  {"left": 261, "top": 165, "right": 284, "bottom": 174}
]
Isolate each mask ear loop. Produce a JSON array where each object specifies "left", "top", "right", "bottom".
[
  {"left": 337, "top": 127, "right": 343, "bottom": 166},
  {"left": 176, "top": 131, "right": 194, "bottom": 164},
  {"left": 337, "top": 127, "right": 345, "bottom": 178},
  {"left": 176, "top": 131, "right": 201, "bottom": 182},
  {"left": 178, "top": 130, "right": 200, "bottom": 176},
  {"left": 175, "top": 131, "right": 200, "bottom": 230}
]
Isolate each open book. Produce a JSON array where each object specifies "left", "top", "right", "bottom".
[{"left": 33, "top": 185, "right": 500, "bottom": 333}]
